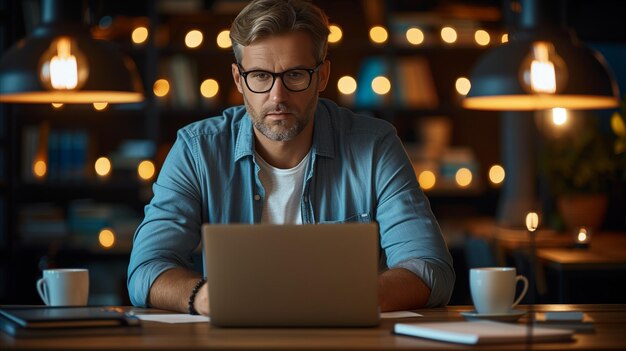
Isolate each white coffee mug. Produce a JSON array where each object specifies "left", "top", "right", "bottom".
[
  {"left": 469, "top": 267, "right": 528, "bottom": 315},
  {"left": 36, "top": 269, "right": 89, "bottom": 306}
]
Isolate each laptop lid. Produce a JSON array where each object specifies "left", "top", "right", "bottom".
[{"left": 201, "top": 223, "right": 380, "bottom": 327}]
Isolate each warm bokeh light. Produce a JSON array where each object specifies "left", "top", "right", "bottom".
[
  {"left": 551, "top": 107, "right": 568, "bottom": 126},
  {"left": 474, "top": 29, "right": 490, "bottom": 46},
  {"left": 200, "top": 79, "right": 219, "bottom": 98},
  {"left": 328, "top": 24, "right": 343, "bottom": 43},
  {"left": 94, "top": 157, "right": 112, "bottom": 177},
  {"left": 132, "top": 26, "right": 149, "bottom": 44},
  {"left": 138, "top": 160, "right": 156, "bottom": 180},
  {"left": 418, "top": 170, "right": 436, "bottom": 190},
  {"left": 455, "top": 77, "right": 471, "bottom": 95},
  {"left": 98, "top": 228, "right": 115, "bottom": 248},
  {"left": 51, "top": 102, "right": 63, "bottom": 109},
  {"left": 455, "top": 168, "right": 472, "bottom": 187},
  {"left": 153, "top": 79, "right": 170, "bottom": 97},
  {"left": 93, "top": 102, "right": 108, "bottom": 111},
  {"left": 612, "top": 111, "right": 626, "bottom": 136},
  {"left": 33, "top": 160, "right": 47, "bottom": 178},
  {"left": 577, "top": 228, "right": 588, "bottom": 243},
  {"left": 216, "top": 30, "right": 231, "bottom": 48},
  {"left": 441, "top": 27, "right": 457, "bottom": 44},
  {"left": 371, "top": 76, "right": 391, "bottom": 95},
  {"left": 406, "top": 27, "right": 425, "bottom": 45},
  {"left": 526, "top": 212, "right": 539, "bottom": 232},
  {"left": 337, "top": 76, "right": 357, "bottom": 95},
  {"left": 501, "top": 33, "right": 509, "bottom": 43},
  {"left": 488, "top": 164, "right": 505, "bottom": 185},
  {"left": 185, "top": 29, "right": 203, "bottom": 48},
  {"left": 369, "top": 26, "right": 388, "bottom": 44}
]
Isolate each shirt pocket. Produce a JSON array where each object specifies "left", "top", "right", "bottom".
[{"left": 317, "top": 212, "right": 371, "bottom": 224}]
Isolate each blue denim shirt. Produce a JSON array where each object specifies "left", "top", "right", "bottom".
[{"left": 127, "top": 98, "right": 455, "bottom": 308}]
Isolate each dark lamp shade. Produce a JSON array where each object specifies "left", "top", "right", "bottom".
[
  {"left": 0, "top": 25, "right": 144, "bottom": 104},
  {"left": 463, "top": 38, "right": 619, "bottom": 110}
]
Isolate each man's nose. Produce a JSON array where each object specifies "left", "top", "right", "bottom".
[{"left": 270, "top": 76, "right": 289, "bottom": 103}]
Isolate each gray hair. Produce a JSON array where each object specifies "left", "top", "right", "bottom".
[{"left": 230, "top": 0, "right": 330, "bottom": 63}]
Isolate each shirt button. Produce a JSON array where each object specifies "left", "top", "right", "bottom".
[{"left": 254, "top": 194, "right": 260, "bottom": 201}]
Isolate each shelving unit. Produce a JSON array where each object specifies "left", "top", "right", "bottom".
[{"left": 3, "top": 0, "right": 508, "bottom": 305}]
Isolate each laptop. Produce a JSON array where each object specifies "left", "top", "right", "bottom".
[{"left": 201, "top": 222, "right": 380, "bottom": 327}]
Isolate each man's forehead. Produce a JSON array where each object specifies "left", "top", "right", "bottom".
[{"left": 240, "top": 32, "right": 316, "bottom": 67}]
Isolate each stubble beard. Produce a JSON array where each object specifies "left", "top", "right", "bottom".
[{"left": 243, "top": 93, "right": 318, "bottom": 142}]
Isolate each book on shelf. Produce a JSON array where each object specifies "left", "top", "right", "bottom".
[
  {"left": 393, "top": 320, "right": 573, "bottom": 345},
  {"left": 0, "top": 306, "right": 141, "bottom": 338}
]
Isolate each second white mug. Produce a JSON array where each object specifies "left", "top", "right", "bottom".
[
  {"left": 36, "top": 268, "right": 89, "bottom": 306},
  {"left": 469, "top": 267, "right": 528, "bottom": 315}
]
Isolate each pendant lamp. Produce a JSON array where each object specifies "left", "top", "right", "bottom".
[
  {"left": 463, "top": 0, "right": 618, "bottom": 111},
  {"left": 0, "top": 0, "right": 143, "bottom": 104}
]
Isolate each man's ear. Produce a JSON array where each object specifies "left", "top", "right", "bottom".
[
  {"left": 231, "top": 63, "right": 244, "bottom": 94},
  {"left": 317, "top": 60, "right": 330, "bottom": 93}
]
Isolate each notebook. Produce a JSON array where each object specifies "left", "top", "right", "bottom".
[
  {"left": 201, "top": 223, "right": 380, "bottom": 327},
  {"left": 394, "top": 320, "right": 574, "bottom": 345},
  {"left": 0, "top": 306, "right": 141, "bottom": 338}
]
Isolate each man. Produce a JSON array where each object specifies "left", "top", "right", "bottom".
[{"left": 128, "top": 0, "right": 454, "bottom": 316}]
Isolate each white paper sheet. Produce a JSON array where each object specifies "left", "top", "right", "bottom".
[
  {"left": 380, "top": 311, "right": 423, "bottom": 319},
  {"left": 134, "top": 314, "right": 210, "bottom": 323}
]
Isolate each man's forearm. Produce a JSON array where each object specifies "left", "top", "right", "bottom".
[
  {"left": 148, "top": 268, "right": 203, "bottom": 313},
  {"left": 378, "top": 268, "right": 430, "bottom": 312}
]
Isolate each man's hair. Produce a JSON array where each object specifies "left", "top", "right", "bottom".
[{"left": 230, "top": 0, "right": 330, "bottom": 64}]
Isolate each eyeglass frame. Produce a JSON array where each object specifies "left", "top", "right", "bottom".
[{"left": 236, "top": 62, "right": 323, "bottom": 93}]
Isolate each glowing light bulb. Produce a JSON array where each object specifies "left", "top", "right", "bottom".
[
  {"left": 520, "top": 41, "right": 567, "bottom": 94},
  {"left": 132, "top": 26, "right": 149, "bottom": 44},
  {"left": 98, "top": 228, "right": 116, "bottom": 248},
  {"left": 406, "top": 27, "right": 424, "bottom": 45},
  {"left": 39, "top": 37, "right": 88, "bottom": 90},
  {"left": 488, "top": 164, "right": 505, "bottom": 185},
  {"left": 551, "top": 107, "right": 567, "bottom": 126},
  {"left": 153, "top": 79, "right": 170, "bottom": 97},
  {"left": 138, "top": 160, "right": 156, "bottom": 180},
  {"left": 455, "top": 168, "right": 472, "bottom": 187},
  {"left": 94, "top": 157, "right": 112, "bottom": 176},
  {"left": 418, "top": 170, "right": 436, "bottom": 190},
  {"left": 200, "top": 79, "right": 219, "bottom": 98},
  {"left": 526, "top": 212, "right": 539, "bottom": 232},
  {"left": 474, "top": 30, "right": 490, "bottom": 46},
  {"left": 337, "top": 76, "right": 357, "bottom": 95},
  {"left": 371, "top": 76, "right": 391, "bottom": 95},
  {"left": 216, "top": 30, "right": 231, "bottom": 48},
  {"left": 185, "top": 30, "right": 203, "bottom": 48},
  {"left": 369, "top": 26, "right": 388, "bottom": 44},
  {"left": 328, "top": 24, "right": 343, "bottom": 43},
  {"left": 33, "top": 160, "right": 47, "bottom": 178},
  {"left": 441, "top": 27, "right": 457, "bottom": 44},
  {"left": 455, "top": 77, "right": 471, "bottom": 95}
]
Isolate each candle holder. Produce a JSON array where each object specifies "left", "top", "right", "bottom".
[{"left": 574, "top": 227, "right": 592, "bottom": 249}]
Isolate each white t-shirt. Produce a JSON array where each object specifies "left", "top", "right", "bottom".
[{"left": 255, "top": 151, "right": 310, "bottom": 224}]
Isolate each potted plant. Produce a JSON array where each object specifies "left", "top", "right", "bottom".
[{"left": 541, "top": 113, "right": 621, "bottom": 231}]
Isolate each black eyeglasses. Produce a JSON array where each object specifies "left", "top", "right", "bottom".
[{"left": 236, "top": 62, "right": 322, "bottom": 93}]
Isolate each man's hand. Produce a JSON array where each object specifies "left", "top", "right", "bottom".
[
  {"left": 193, "top": 282, "right": 209, "bottom": 316},
  {"left": 378, "top": 268, "right": 431, "bottom": 311}
]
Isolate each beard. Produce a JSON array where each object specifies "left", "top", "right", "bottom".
[{"left": 243, "top": 93, "right": 318, "bottom": 142}]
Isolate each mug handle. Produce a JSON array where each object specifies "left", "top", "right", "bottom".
[
  {"left": 512, "top": 275, "right": 529, "bottom": 308},
  {"left": 36, "top": 278, "right": 49, "bottom": 305}
]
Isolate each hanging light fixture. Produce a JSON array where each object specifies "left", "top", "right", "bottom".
[
  {"left": 0, "top": 0, "right": 143, "bottom": 104},
  {"left": 463, "top": 0, "right": 618, "bottom": 111}
]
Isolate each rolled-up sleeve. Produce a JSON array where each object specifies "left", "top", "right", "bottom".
[
  {"left": 127, "top": 130, "right": 203, "bottom": 307},
  {"left": 374, "top": 130, "right": 455, "bottom": 307}
]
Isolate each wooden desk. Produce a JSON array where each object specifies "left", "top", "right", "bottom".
[{"left": 2, "top": 305, "right": 626, "bottom": 350}]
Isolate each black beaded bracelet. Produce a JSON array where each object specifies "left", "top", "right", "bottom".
[{"left": 188, "top": 277, "right": 207, "bottom": 315}]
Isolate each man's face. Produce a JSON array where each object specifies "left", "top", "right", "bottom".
[{"left": 231, "top": 31, "right": 329, "bottom": 142}]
